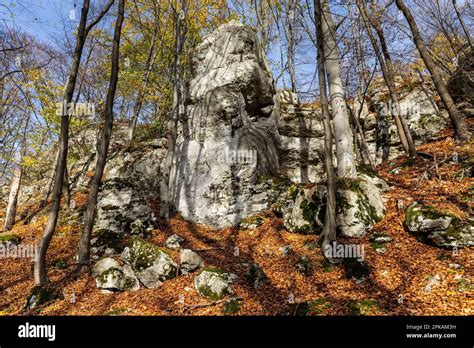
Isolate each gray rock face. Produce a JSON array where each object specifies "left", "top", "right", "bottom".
[
  {"left": 95, "top": 178, "right": 155, "bottom": 235},
  {"left": 92, "top": 257, "right": 140, "bottom": 292},
  {"left": 194, "top": 269, "right": 237, "bottom": 300},
  {"left": 405, "top": 203, "right": 474, "bottom": 248},
  {"left": 122, "top": 237, "right": 178, "bottom": 288},
  {"left": 169, "top": 21, "right": 281, "bottom": 229},
  {"left": 73, "top": 138, "right": 166, "bottom": 237},
  {"left": 276, "top": 103, "right": 326, "bottom": 184},
  {"left": 180, "top": 249, "right": 203, "bottom": 275},
  {"left": 358, "top": 78, "right": 448, "bottom": 164}
]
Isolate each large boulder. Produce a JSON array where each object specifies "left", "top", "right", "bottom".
[
  {"left": 121, "top": 236, "right": 178, "bottom": 288},
  {"left": 336, "top": 174, "right": 386, "bottom": 237},
  {"left": 92, "top": 257, "right": 140, "bottom": 292},
  {"left": 194, "top": 269, "right": 237, "bottom": 300},
  {"left": 169, "top": 21, "right": 281, "bottom": 229},
  {"left": 405, "top": 203, "right": 474, "bottom": 248}
]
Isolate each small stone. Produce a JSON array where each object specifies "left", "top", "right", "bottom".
[
  {"left": 424, "top": 274, "right": 441, "bottom": 293},
  {"left": 180, "top": 249, "right": 203, "bottom": 275},
  {"left": 165, "top": 234, "right": 185, "bottom": 250},
  {"left": 279, "top": 245, "right": 292, "bottom": 256},
  {"left": 247, "top": 264, "right": 267, "bottom": 289}
]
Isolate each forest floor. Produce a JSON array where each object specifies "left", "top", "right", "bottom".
[{"left": 0, "top": 130, "right": 472, "bottom": 316}]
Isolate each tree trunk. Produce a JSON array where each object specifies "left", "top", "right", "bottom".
[
  {"left": 160, "top": 0, "right": 187, "bottom": 219},
  {"left": 321, "top": 0, "right": 357, "bottom": 178},
  {"left": 34, "top": 0, "right": 91, "bottom": 286},
  {"left": 395, "top": 0, "right": 470, "bottom": 142},
  {"left": 127, "top": 22, "right": 159, "bottom": 144},
  {"left": 286, "top": 0, "right": 297, "bottom": 93},
  {"left": 77, "top": 0, "right": 125, "bottom": 269},
  {"left": 4, "top": 168, "right": 22, "bottom": 231},
  {"left": 358, "top": 1, "right": 417, "bottom": 158},
  {"left": 452, "top": 0, "right": 473, "bottom": 49},
  {"left": 314, "top": 0, "right": 337, "bottom": 263}
]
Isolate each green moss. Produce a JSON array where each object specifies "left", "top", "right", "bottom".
[
  {"left": 309, "top": 298, "right": 332, "bottom": 315},
  {"left": 347, "top": 299, "right": 380, "bottom": 315},
  {"left": 222, "top": 298, "right": 241, "bottom": 314},
  {"left": 457, "top": 277, "right": 472, "bottom": 292},
  {"left": 337, "top": 177, "right": 363, "bottom": 193},
  {"left": 355, "top": 194, "right": 383, "bottom": 226},
  {"left": 370, "top": 241, "right": 385, "bottom": 251},
  {"left": 0, "top": 234, "right": 21, "bottom": 245},
  {"left": 98, "top": 267, "right": 123, "bottom": 284},
  {"left": 104, "top": 308, "right": 129, "bottom": 316},
  {"left": 198, "top": 283, "right": 231, "bottom": 301},
  {"left": 203, "top": 267, "right": 226, "bottom": 274}
]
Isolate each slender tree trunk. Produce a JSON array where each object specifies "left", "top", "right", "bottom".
[
  {"left": 3, "top": 102, "right": 30, "bottom": 232},
  {"left": 160, "top": 0, "right": 186, "bottom": 219},
  {"left": 34, "top": 0, "right": 91, "bottom": 286},
  {"left": 127, "top": 22, "right": 159, "bottom": 144},
  {"left": 4, "top": 168, "right": 22, "bottom": 231},
  {"left": 358, "top": 2, "right": 417, "bottom": 158},
  {"left": 320, "top": 0, "right": 356, "bottom": 178},
  {"left": 314, "top": 0, "right": 337, "bottom": 263},
  {"left": 452, "top": 0, "right": 473, "bottom": 49},
  {"left": 395, "top": 0, "right": 470, "bottom": 142},
  {"left": 62, "top": 167, "right": 71, "bottom": 209},
  {"left": 286, "top": 0, "right": 297, "bottom": 93},
  {"left": 77, "top": 0, "right": 125, "bottom": 268}
]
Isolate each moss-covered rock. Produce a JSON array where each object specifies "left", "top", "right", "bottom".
[
  {"left": 405, "top": 203, "right": 474, "bottom": 248},
  {"left": 347, "top": 299, "right": 380, "bottom": 315},
  {"left": 92, "top": 257, "right": 140, "bottom": 292},
  {"left": 283, "top": 185, "right": 326, "bottom": 234},
  {"left": 122, "top": 236, "right": 178, "bottom": 288},
  {"left": 194, "top": 269, "right": 237, "bottom": 300},
  {"left": 222, "top": 298, "right": 242, "bottom": 314},
  {"left": 337, "top": 174, "right": 385, "bottom": 238}
]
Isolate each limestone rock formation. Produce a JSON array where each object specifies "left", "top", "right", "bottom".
[{"left": 169, "top": 21, "right": 281, "bottom": 229}]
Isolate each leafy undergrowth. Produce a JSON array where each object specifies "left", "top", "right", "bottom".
[{"left": 0, "top": 135, "right": 472, "bottom": 316}]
